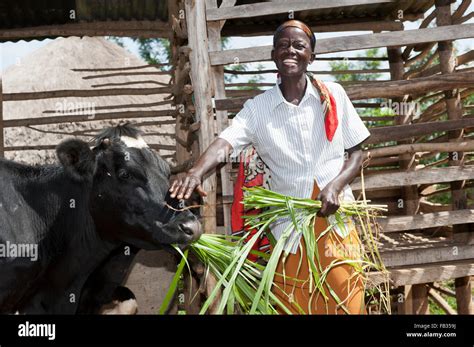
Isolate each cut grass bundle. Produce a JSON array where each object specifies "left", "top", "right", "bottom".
[
  {"left": 159, "top": 233, "right": 291, "bottom": 314},
  {"left": 242, "top": 186, "right": 391, "bottom": 314},
  {"left": 160, "top": 186, "right": 391, "bottom": 314}
]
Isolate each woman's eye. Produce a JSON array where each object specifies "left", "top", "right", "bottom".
[{"left": 118, "top": 170, "right": 131, "bottom": 179}]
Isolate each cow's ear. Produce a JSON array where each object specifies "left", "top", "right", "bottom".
[{"left": 56, "top": 139, "right": 97, "bottom": 182}]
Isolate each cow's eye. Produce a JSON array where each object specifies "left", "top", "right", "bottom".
[{"left": 118, "top": 170, "right": 131, "bottom": 180}]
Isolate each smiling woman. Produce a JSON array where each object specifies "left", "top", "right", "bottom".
[
  {"left": 272, "top": 20, "right": 316, "bottom": 86},
  {"left": 170, "top": 19, "right": 371, "bottom": 314}
]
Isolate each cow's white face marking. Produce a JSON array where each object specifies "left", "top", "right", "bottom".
[{"left": 120, "top": 136, "right": 148, "bottom": 149}]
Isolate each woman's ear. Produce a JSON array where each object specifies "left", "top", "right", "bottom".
[{"left": 309, "top": 53, "right": 315, "bottom": 64}]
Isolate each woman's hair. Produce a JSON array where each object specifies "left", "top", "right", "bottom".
[{"left": 273, "top": 20, "right": 316, "bottom": 52}]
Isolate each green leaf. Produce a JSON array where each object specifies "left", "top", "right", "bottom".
[{"left": 158, "top": 249, "right": 188, "bottom": 315}]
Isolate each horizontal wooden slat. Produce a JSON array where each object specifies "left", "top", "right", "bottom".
[
  {"left": 206, "top": 0, "right": 394, "bottom": 21},
  {"left": 215, "top": 71, "right": 474, "bottom": 109},
  {"left": 82, "top": 71, "right": 171, "bottom": 79},
  {"left": 222, "top": 20, "right": 404, "bottom": 37},
  {"left": 377, "top": 209, "right": 474, "bottom": 233},
  {"left": 368, "top": 259, "right": 474, "bottom": 286},
  {"left": 71, "top": 63, "right": 171, "bottom": 72},
  {"left": 366, "top": 140, "right": 474, "bottom": 158},
  {"left": 380, "top": 242, "right": 474, "bottom": 267},
  {"left": 351, "top": 166, "right": 474, "bottom": 191},
  {"left": 3, "top": 110, "right": 176, "bottom": 127},
  {"left": 2, "top": 87, "right": 172, "bottom": 101},
  {"left": 428, "top": 288, "right": 458, "bottom": 315},
  {"left": 348, "top": 70, "right": 474, "bottom": 100},
  {"left": 223, "top": 68, "right": 390, "bottom": 75},
  {"left": 42, "top": 100, "right": 174, "bottom": 114},
  {"left": 210, "top": 23, "right": 474, "bottom": 65},
  {"left": 368, "top": 117, "right": 474, "bottom": 144}
]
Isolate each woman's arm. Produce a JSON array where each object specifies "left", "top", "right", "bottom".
[
  {"left": 169, "top": 138, "right": 233, "bottom": 200},
  {"left": 317, "top": 144, "right": 364, "bottom": 217}
]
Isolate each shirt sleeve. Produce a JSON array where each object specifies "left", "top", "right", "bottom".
[
  {"left": 334, "top": 83, "right": 371, "bottom": 150},
  {"left": 218, "top": 99, "right": 255, "bottom": 156}
]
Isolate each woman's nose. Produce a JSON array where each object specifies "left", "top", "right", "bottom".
[{"left": 287, "top": 44, "right": 296, "bottom": 53}]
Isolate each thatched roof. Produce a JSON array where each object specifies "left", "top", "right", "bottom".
[{"left": 2, "top": 36, "right": 175, "bottom": 165}]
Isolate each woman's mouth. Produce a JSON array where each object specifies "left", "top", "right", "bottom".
[{"left": 282, "top": 59, "right": 298, "bottom": 66}]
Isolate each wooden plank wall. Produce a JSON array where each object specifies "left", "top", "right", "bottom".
[{"left": 194, "top": 0, "right": 474, "bottom": 314}]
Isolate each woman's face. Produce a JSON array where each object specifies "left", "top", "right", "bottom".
[{"left": 271, "top": 26, "right": 314, "bottom": 78}]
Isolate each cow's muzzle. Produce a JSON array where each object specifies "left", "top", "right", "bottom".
[{"left": 177, "top": 215, "right": 202, "bottom": 243}]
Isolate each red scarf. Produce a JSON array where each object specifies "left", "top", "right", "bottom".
[{"left": 231, "top": 75, "right": 338, "bottom": 260}]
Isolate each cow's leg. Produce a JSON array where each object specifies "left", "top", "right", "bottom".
[
  {"left": 98, "top": 286, "right": 138, "bottom": 314},
  {"left": 78, "top": 244, "right": 139, "bottom": 314}
]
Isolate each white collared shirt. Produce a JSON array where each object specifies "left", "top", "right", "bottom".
[{"left": 219, "top": 76, "right": 371, "bottom": 253}]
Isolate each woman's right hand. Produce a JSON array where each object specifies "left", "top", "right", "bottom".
[
  {"left": 169, "top": 138, "right": 233, "bottom": 200},
  {"left": 169, "top": 171, "right": 208, "bottom": 200}
]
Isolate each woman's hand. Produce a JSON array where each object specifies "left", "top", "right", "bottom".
[
  {"left": 169, "top": 171, "right": 207, "bottom": 200},
  {"left": 317, "top": 182, "right": 342, "bottom": 217},
  {"left": 316, "top": 146, "right": 365, "bottom": 217},
  {"left": 169, "top": 138, "right": 233, "bottom": 200}
]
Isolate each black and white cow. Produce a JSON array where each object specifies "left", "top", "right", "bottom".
[{"left": 0, "top": 125, "right": 201, "bottom": 314}]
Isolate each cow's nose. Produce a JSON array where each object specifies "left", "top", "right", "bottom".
[{"left": 178, "top": 218, "right": 202, "bottom": 242}]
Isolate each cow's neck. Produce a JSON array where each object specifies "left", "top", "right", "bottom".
[
  {"left": 23, "top": 228, "right": 118, "bottom": 314},
  {"left": 14, "top": 165, "right": 98, "bottom": 253},
  {"left": 13, "top": 165, "right": 120, "bottom": 313}
]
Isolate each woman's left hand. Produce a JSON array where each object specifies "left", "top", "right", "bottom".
[{"left": 317, "top": 182, "right": 342, "bottom": 217}]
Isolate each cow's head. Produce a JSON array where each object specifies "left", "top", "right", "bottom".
[{"left": 56, "top": 125, "right": 202, "bottom": 249}]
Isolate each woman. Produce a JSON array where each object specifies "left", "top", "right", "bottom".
[{"left": 170, "top": 20, "right": 371, "bottom": 314}]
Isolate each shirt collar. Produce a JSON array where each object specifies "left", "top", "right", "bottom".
[{"left": 270, "top": 74, "right": 319, "bottom": 110}]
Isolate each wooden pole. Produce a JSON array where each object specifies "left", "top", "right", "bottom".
[
  {"left": 388, "top": 47, "right": 420, "bottom": 314},
  {"left": 454, "top": 276, "right": 474, "bottom": 314},
  {"left": 387, "top": 47, "right": 420, "bottom": 215},
  {"left": 397, "top": 285, "right": 413, "bottom": 314},
  {"left": 436, "top": 0, "right": 471, "bottom": 243},
  {"left": 185, "top": 0, "right": 217, "bottom": 234},
  {"left": 206, "top": 0, "right": 233, "bottom": 235},
  {"left": 428, "top": 288, "right": 457, "bottom": 315},
  {"left": 436, "top": 0, "right": 473, "bottom": 314},
  {"left": 412, "top": 284, "right": 430, "bottom": 314},
  {"left": 169, "top": 0, "right": 193, "bottom": 168}
]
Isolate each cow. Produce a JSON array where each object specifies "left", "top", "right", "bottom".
[{"left": 0, "top": 124, "right": 202, "bottom": 314}]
